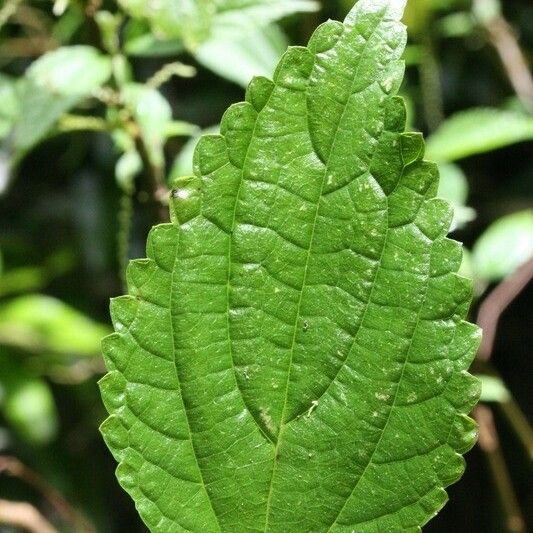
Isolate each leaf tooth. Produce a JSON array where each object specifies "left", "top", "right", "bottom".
[
  {"left": 388, "top": 161, "right": 439, "bottom": 227},
  {"left": 447, "top": 413, "right": 479, "bottom": 454},
  {"left": 449, "top": 320, "right": 482, "bottom": 367},
  {"left": 246, "top": 76, "right": 275, "bottom": 113},
  {"left": 99, "top": 371, "right": 126, "bottom": 413},
  {"left": 416, "top": 486, "right": 448, "bottom": 526},
  {"left": 308, "top": 19, "right": 345, "bottom": 54},
  {"left": 444, "top": 370, "right": 481, "bottom": 415},
  {"left": 116, "top": 454, "right": 141, "bottom": 491},
  {"left": 147, "top": 223, "right": 179, "bottom": 272},
  {"left": 432, "top": 448, "right": 466, "bottom": 487},
  {"left": 430, "top": 238, "right": 463, "bottom": 277},
  {"left": 273, "top": 46, "right": 314, "bottom": 90},
  {"left": 415, "top": 198, "right": 453, "bottom": 241},
  {"left": 127, "top": 258, "right": 170, "bottom": 307},
  {"left": 101, "top": 332, "right": 129, "bottom": 371},
  {"left": 193, "top": 133, "right": 229, "bottom": 176},
  {"left": 384, "top": 96, "right": 407, "bottom": 132},
  {"left": 422, "top": 272, "right": 471, "bottom": 321},
  {"left": 379, "top": 59, "right": 405, "bottom": 95},
  {"left": 405, "top": 160, "right": 439, "bottom": 196},
  {"left": 110, "top": 295, "right": 139, "bottom": 331},
  {"left": 400, "top": 132, "right": 424, "bottom": 166},
  {"left": 100, "top": 414, "right": 129, "bottom": 460},
  {"left": 170, "top": 175, "right": 203, "bottom": 225},
  {"left": 220, "top": 102, "right": 258, "bottom": 168},
  {"left": 450, "top": 272, "right": 475, "bottom": 316},
  {"left": 127, "top": 258, "right": 156, "bottom": 289}
]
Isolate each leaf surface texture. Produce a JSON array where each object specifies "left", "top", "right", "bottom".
[{"left": 100, "top": 1, "right": 480, "bottom": 531}]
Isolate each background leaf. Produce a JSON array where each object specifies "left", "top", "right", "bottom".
[
  {"left": 194, "top": 24, "right": 288, "bottom": 87},
  {"left": 437, "top": 163, "right": 476, "bottom": 231},
  {"left": 121, "top": 83, "right": 172, "bottom": 170},
  {"left": 425, "top": 108, "right": 533, "bottom": 162},
  {"left": 0, "top": 350, "right": 58, "bottom": 445},
  {"left": 472, "top": 209, "right": 533, "bottom": 282},
  {"left": 0, "top": 294, "right": 109, "bottom": 358},
  {"left": 13, "top": 46, "right": 112, "bottom": 151}
]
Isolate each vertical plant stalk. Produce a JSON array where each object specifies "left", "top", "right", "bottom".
[
  {"left": 117, "top": 185, "right": 134, "bottom": 293},
  {"left": 474, "top": 260, "right": 533, "bottom": 532},
  {"left": 0, "top": 456, "right": 95, "bottom": 532},
  {"left": 474, "top": 406, "right": 527, "bottom": 533},
  {"left": 419, "top": 33, "right": 444, "bottom": 132},
  {"left": 132, "top": 129, "right": 169, "bottom": 223},
  {"left": 500, "top": 399, "right": 533, "bottom": 459},
  {"left": 480, "top": 7, "right": 533, "bottom": 112},
  {"left": 477, "top": 258, "right": 533, "bottom": 361}
]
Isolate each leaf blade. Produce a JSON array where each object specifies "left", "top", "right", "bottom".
[{"left": 101, "top": 1, "right": 480, "bottom": 531}]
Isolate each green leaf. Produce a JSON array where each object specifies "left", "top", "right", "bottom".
[
  {"left": 437, "top": 163, "right": 476, "bottom": 231},
  {"left": 0, "top": 349, "right": 58, "bottom": 445},
  {"left": 472, "top": 210, "right": 533, "bottom": 282},
  {"left": 121, "top": 83, "right": 172, "bottom": 170},
  {"left": 0, "top": 74, "right": 20, "bottom": 139},
  {"left": 14, "top": 46, "right": 112, "bottom": 151},
  {"left": 119, "top": 0, "right": 317, "bottom": 44},
  {"left": 478, "top": 375, "right": 510, "bottom": 403},
  {"left": 100, "top": 1, "right": 480, "bottom": 530},
  {"left": 194, "top": 23, "right": 288, "bottom": 87},
  {"left": 215, "top": 0, "right": 319, "bottom": 28},
  {"left": 426, "top": 108, "right": 533, "bottom": 162},
  {"left": 170, "top": 124, "right": 220, "bottom": 180},
  {"left": 120, "top": 0, "right": 317, "bottom": 83},
  {"left": 0, "top": 294, "right": 110, "bottom": 358}
]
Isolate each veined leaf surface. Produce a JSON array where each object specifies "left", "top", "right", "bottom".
[{"left": 100, "top": 1, "right": 481, "bottom": 531}]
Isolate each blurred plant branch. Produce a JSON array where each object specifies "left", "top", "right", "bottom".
[
  {"left": 0, "top": 499, "right": 59, "bottom": 533},
  {"left": 0, "top": 0, "right": 22, "bottom": 31},
  {"left": 473, "top": 258, "right": 533, "bottom": 532},
  {"left": 146, "top": 61, "right": 197, "bottom": 89},
  {"left": 474, "top": 0, "right": 533, "bottom": 112},
  {"left": 477, "top": 258, "right": 533, "bottom": 361},
  {"left": 419, "top": 34, "right": 444, "bottom": 131},
  {"left": 0, "top": 456, "right": 95, "bottom": 532},
  {"left": 474, "top": 405, "right": 527, "bottom": 533}
]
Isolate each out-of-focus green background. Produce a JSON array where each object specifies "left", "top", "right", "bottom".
[{"left": 0, "top": 0, "right": 531, "bottom": 531}]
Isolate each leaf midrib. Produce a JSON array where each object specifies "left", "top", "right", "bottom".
[{"left": 263, "top": 8, "right": 391, "bottom": 531}]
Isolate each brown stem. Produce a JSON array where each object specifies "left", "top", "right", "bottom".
[
  {"left": 0, "top": 499, "right": 59, "bottom": 533},
  {"left": 474, "top": 406, "right": 526, "bottom": 533},
  {"left": 485, "top": 16, "right": 533, "bottom": 112},
  {"left": 131, "top": 128, "right": 170, "bottom": 222},
  {"left": 0, "top": 456, "right": 95, "bottom": 532},
  {"left": 0, "top": 36, "right": 57, "bottom": 57},
  {"left": 477, "top": 258, "right": 533, "bottom": 361}
]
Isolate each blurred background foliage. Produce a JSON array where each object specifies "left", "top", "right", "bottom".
[{"left": 0, "top": 0, "right": 531, "bottom": 531}]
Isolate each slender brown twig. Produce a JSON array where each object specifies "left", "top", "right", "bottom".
[
  {"left": 477, "top": 258, "right": 533, "bottom": 361},
  {"left": 474, "top": 406, "right": 527, "bottom": 533},
  {"left": 474, "top": 0, "right": 533, "bottom": 111},
  {"left": 0, "top": 456, "right": 95, "bottom": 532},
  {"left": 0, "top": 499, "right": 59, "bottom": 533}
]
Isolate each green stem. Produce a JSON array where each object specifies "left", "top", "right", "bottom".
[
  {"left": 418, "top": 34, "right": 444, "bottom": 132},
  {"left": 117, "top": 186, "right": 134, "bottom": 293},
  {"left": 500, "top": 399, "right": 533, "bottom": 459}
]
